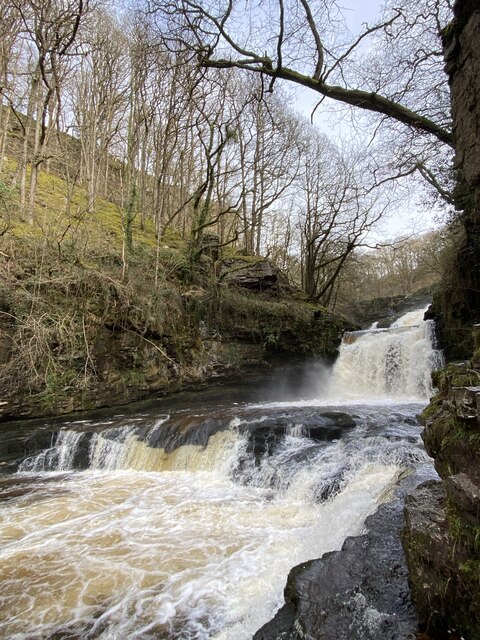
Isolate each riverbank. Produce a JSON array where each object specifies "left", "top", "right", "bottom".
[
  {"left": 254, "top": 466, "right": 436, "bottom": 640},
  {"left": 0, "top": 240, "right": 352, "bottom": 421}
]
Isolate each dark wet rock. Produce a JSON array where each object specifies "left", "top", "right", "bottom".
[
  {"left": 445, "top": 473, "right": 480, "bottom": 526},
  {"left": 433, "top": 0, "right": 480, "bottom": 361},
  {"left": 0, "top": 421, "right": 56, "bottom": 474},
  {"left": 254, "top": 478, "right": 421, "bottom": 640},
  {"left": 348, "top": 288, "right": 433, "bottom": 329},
  {"left": 308, "top": 411, "right": 357, "bottom": 429},
  {"left": 238, "top": 410, "right": 357, "bottom": 465},
  {"left": 245, "top": 425, "right": 286, "bottom": 464},
  {"left": 422, "top": 400, "right": 479, "bottom": 481},
  {"left": 311, "top": 471, "right": 345, "bottom": 502},
  {"left": 145, "top": 414, "right": 230, "bottom": 451},
  {"left": 3, "top": 405, "right": 361, "bottom": 473}
]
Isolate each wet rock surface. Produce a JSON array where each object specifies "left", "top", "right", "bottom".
[
  {"left": 0, "top": 420, "right": 57, "bottom": 474},
  {"left": 2, "top": 404, "right": 358, "bottom": 474},
  {"left": 349, "top": 289, "right": 433, "bottom": 329},
  {"left": 254, "top": 475, "right": 424, "bottom": 640},
  {"left": 404, "top": 355, "right": 480, "bottom": 638}
]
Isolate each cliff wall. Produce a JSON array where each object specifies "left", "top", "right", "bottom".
[
  {"left": 435, "top": 1, "right": 480, "bottom": 359},
  {"left": 403, "top": 7, "right": 480, "bottom": 634}
]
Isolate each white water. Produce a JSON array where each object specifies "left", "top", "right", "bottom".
[
  {"left": 327, "top": 310, "right": 443, "bottom": 403},
  {"left": 0, "top": 308, "right": 441, "bottom": 639}
]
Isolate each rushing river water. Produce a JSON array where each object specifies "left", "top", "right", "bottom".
[{"left": 0, "top": 309, "right": 443, "bottom": 639}]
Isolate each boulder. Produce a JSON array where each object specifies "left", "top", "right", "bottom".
[
  {"left": 451, "top": 385, "right": 480, "bottom": 420},
  {"left": 445, "top": 473, "right": 480, "bottom": 525},
  {"left": 219, "top": 259, "right": 287, "bottom": 292}
]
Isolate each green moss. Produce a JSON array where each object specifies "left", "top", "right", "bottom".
[
  {"left": 459, "top": 555, "right": 480, "bottom": 581},
  {"left": 451, "top": 372, "right": 480, "bottom": 387},
  {"left": 2, "top": 157, "right": 161, "bottom": 258},
  {"left": 441, "top": 420, "right": 467, "bottom": 451},
  {"left": 421, "top": 393, "right": 443, "bottom": 421}
]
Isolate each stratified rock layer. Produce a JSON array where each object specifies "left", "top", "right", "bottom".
[
  {"left": 406, "top": 4, "right": 480, "bottom": 629},
  {"left": 435, "top": 1, "right": 480, "bottom": 359},
  {"left": 403, "top": 358, "right": 480, "bottom": 638}
]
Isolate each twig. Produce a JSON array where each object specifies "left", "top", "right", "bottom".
[
  {"left": 82, "top": 314, "right": 96, "bottom": 380},
  {"left": 122, "top": 326, "right": 183, "bottom": 372}
]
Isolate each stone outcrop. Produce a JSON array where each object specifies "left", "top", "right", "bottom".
[
  {"left": 402, "top": 356, "right": 480, "bottom": 639},
  {"left": 219, "top": 258, "right": 290, "bottom": 292},
  {"left": 348, "top": 288, "right": 433, "bottom": 329},
  {"left": 434, "top": 1, "right": 480, "bottom": 359},
  {"left": 404, "top": 6, "right": 480, "bottom": 631}
]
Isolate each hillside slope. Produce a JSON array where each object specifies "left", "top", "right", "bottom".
[{"left": 0, "top": 159, "right": 351, "bottom": 420}]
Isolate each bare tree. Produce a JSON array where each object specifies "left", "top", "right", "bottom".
[
  {"left": 148, "top": 0, "right": 452, "bottom": 144},
  {"left": 238, "top": 82, "right": 303, "bottom": 255},
  {"left": 0, "top": 3, "right": 23, "bottom": 175},
  {"left": 12, "top": 0, "right": 90, "bottom": 220},
  {"left": 73, "top": 8, "right": 129, "bottom": 214},
  {"left": 298, "top": 132, "right": 387, "bottom": 305}
]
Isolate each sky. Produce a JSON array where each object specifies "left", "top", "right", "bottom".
[
  {"left": 292, "top": 0, "right": 384, "bottom": 118},
  {"left": 290, "top": 0, "right": 444, "bottom": 241},
  {"left": 344, "top": 0, "right": 385, "bottom": 32}
]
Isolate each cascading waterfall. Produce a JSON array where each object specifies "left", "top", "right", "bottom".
[
  {"left": 327, "top": 308, "right": 443, "bottom": 402},
  {"left": 0, "top": 307, "right": 442, "bottom": 640}
]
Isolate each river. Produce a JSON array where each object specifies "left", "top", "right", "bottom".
[{"left": 0, "top": 308, "right": 443, "bottom": 639}]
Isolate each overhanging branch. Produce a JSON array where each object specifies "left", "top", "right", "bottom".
[{"left": 200, "top": 58, "right": 454, "bottom": 148}]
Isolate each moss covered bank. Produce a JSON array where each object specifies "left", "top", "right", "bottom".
[
  {"left": 403, "top": 335, "right": 480, "bottom": 639},
  {"left": 0, "top": 253, "right": 351, "bottom": 421}
]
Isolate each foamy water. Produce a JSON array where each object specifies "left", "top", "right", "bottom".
[
  {"left": 0, "top": 308, "right": 441, "bottom": 639},
  {"left": 0, "top": 460, "right": 402, "bottom": 639},
  {"left": 327, "top": 311, "right": 442, "bottom": 403}
]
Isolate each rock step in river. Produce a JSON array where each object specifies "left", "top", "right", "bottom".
[{"left": 0, "top": 308, "right": 442, "bottom": 639}]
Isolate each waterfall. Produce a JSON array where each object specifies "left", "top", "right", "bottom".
[
  {"left": 1, "top": 306, "right": 441, "bottom": 640},
  {"left": 3, "top": 405, "right": 429, "bottom": 640},
  {"left": 328, "top": 308, "right": 443, "bottom": 402}
]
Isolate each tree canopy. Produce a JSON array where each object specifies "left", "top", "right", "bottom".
[{"left": 150, "top": 0, "right": 454, "bottom": 145}]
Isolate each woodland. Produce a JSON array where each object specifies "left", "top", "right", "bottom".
[
  {"left": 1, "top": 0, "right": 480, "bottom": 638},
  {"left": 0, "top": 0, "right": 451, "bottom": 303},
  {"left": 0, "top": 0, "right": 456, "bottom": 411}
]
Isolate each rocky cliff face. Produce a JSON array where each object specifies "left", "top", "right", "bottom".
[
  {"left": 403, "top": 341, "right": 480, "bottom": 638},
  {"left": 435, "top": 1, "right": 480, "bottom": 360},
  {"left": 402, "top": 5, "right": 480, "bottom": 637}
]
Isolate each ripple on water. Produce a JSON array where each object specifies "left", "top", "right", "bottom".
[{"left": 0, "top": 453, "right": 406, "bottom": 640}]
